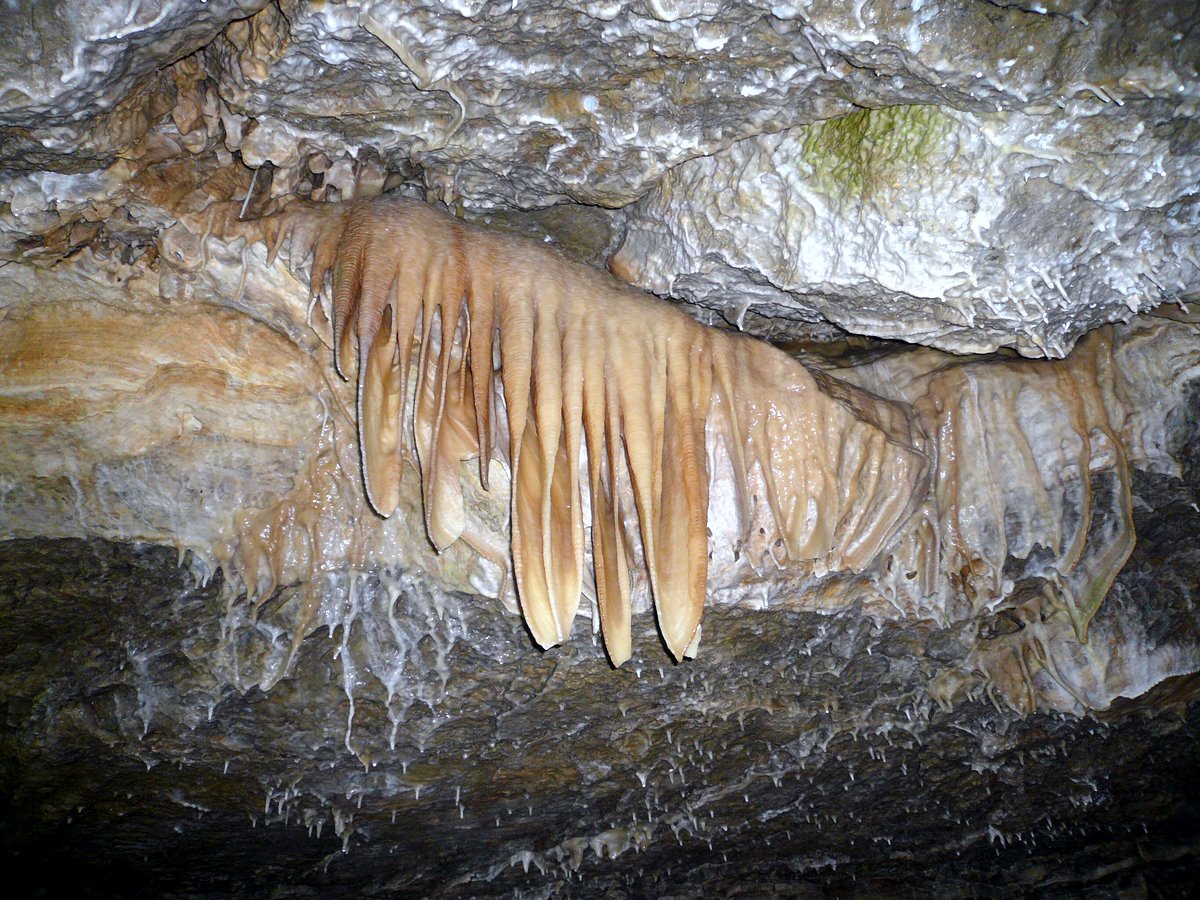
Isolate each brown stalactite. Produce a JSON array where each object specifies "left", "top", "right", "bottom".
[{"left": 218, "top": 196, "right": 931, "bottom": 664}]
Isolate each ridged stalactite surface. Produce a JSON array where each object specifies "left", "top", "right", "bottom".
[
  {"left": 222, "top": 197, "right": 930, "bottom": 665},
  {"left": 825, "top": 330, "right": 1138, "bottom": 662},
  {"left": 201, "top": 194, "right": 1153, "bottom": 682}
]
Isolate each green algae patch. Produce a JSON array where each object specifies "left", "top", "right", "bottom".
[{"left": 798, "top": 105, "right": 954, "bottom": 201}]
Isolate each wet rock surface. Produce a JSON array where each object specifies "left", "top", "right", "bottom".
[
  {"left": 2, "top": 1, "right": 1199, "bottom": 895},
  {"left": 613, "top": 105, "right": 1200, "bottom": 356},
  {"left": 2, "top": 457, "right": 1198, "bottom": 897},
  {"left": 3, "top": 1, "right": 1198, "bottom": 352}
]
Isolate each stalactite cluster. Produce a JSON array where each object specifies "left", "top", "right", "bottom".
[
  {"left": 177, "top": 189, "right": 1144, "bottom": 688},
  {"left": 219, "top": 196, "right": 928, "bottom": 664}
]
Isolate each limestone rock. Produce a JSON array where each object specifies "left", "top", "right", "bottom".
[
  {"left": 614, "top": 105, "right": 1200, "bottom": 355},
  {"left": 1, "top": 0, "right": 1199, "bottom": 894},
  {"left": 3, "top": 1, "right": 1197, "bottom": 349}
]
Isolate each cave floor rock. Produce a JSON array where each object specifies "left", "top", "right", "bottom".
[{"left": 2, "top": 466, "right": 1199, "bottom": 897}]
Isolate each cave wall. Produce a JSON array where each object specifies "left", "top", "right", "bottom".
[{"left": 2, "top": 1, "right": 1200, "bottom": 895}]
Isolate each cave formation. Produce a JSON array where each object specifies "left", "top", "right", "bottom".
[{"left": 2, "top": 1, "right": 1199, "bottom": 896}]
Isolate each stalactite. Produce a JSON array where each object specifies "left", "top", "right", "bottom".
[{"left": 218, "top": 196, "right": 929, "bottom": 664}]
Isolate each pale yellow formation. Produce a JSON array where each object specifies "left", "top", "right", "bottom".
[
  {"left": 2, "top": 194, "right": 1137, "bottom": 682},
  {"left": 915, "top": 333, "right": 1134, "bottom": 642},
  {"left": 0, "top": 297, "right": 322, "bottom": 556},
  {"left": 836, "top": 331, "right": 1135, "bottom": 643},
  {"left": 222, "top": 196, "right": 928, "bottom": 665}
]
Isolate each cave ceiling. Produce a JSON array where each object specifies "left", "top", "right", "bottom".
[{"left": 1, "top": 1, "right": 1199, "bottom": 896}]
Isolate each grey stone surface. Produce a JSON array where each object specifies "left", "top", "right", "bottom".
[
  {"left": 0, "top": 0, "right": 266, "bottom": 169},
  {"left": 614, "top": 105, "right": 1200, "bottom": 355},
  {"left": 3, "top": 1, "right": 1197, "bottom": 351},
  {"left": 1, "top": 462, "right": 1198, "bottom": 895}
]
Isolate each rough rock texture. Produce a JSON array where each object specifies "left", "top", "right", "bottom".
[
  {"left": 3, "top": 1, "right": 1197, "bottom": 349},
  {"left": 2, "top": 0, "right": 1200, "bottom": 895},
  {"left": 614, "top": 103, "right": 1200, "bottom": 355},
  {"left": 1, "top": 490, "right": 1198, "bottom": 896}
]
